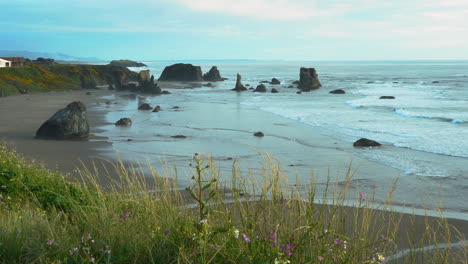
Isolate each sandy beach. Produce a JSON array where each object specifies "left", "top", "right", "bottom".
[{"left": 1, "top": 88, "right": 467, "bottom": 263}]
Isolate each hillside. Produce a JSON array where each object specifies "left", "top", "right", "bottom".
[{"left": 0, "top": 64, "right": 137, "bottom": 96}]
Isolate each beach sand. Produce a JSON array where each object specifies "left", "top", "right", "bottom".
[{"left": 0, "top": 88, "right": 467, "bottom": 263}]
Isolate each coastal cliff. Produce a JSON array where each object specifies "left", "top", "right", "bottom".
[{"left": 0, "top": 64, "right": 137, "bottom": 96}]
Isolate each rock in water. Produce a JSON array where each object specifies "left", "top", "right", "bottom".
[
  {"left": 271, "top": 88, "right": 279, "bottom": 93},
  {"left": 203, "top": 66, "right": 226, "bottom": 81},
  {"left": 138, "top": 103, "right": 153, "bottom": 110},
  {"left": 330, "top": 89, "right": 346, "bottom": 94},
  {"left": 270, "top": 78, "right": 281, "bottom": 85},
  {"left": 232, "top": 73, "right": 247, "bottom": 91},
  {"left": 353, "top": 138, "right": 381, "bottom": 147},
  {"left": 137, "top": 71, "right": 161, "bottom": 94},
  {"left": 253, "top": 84, "right": 267, "bottom": 92},
  {"left": 115, "top": 118, "right": 132, "bottom": 126},
  {"left": 379, "top": 96, "right": 395, "bottom": 99},
  {"left": 35, "top": 101, "right": 89, "bottom": 140},
  {"left": 299, "top": 68, "right": 321, "bottom": 91},
  {"left": 254, "top": 132, "right": 264, "bottom": 137},
  {"left": 158, "top": 63, "right": 204, "bottom": 82}
]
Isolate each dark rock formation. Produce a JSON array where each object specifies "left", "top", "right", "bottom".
[
  {"left": 152, "top": 105, "right": 161, "bottom": 112},
  {"left": 253, "top": 84, "right": 267, "bottom": 92},
  {"left": 115, "top": 118, "right": 132, "bottom": 126},
  {"left": 137, "top": 70, "right": 161, "bottom": 94},
  {"left": 296, "top": 91, "right": 302, "bottom": 94},
  {"left": 203, "top": 66, "right": 226, "bottom": 81},
  {"left": 80, "top": 76, "right": 97, "bottom": 89},
  {"left": 432, "top": 81, "right": 440, "bottom": 83},
  {"left": 260, "top": 80, "right": 270, "bottom": 83},
  {"left": 270, "top": 78, "right": 281, "bottom": 85},
  {"left": 162, "top": 90, "right": 171, "bottom": 94},
  {"left": 138, "top": 103, "right": 153, "bottom": 111},
  {"left": 288, "top": 85, "right": 294, "bottom": 88},
  {"left": 353, "top": 138, "right": 381, "bottom": 147},
  {"left": 299, "top": 68, "right": 321, "bottom": 91},
  {"left": 271, "top": 88, "right": 279, "bottom": 93},
  {"left": 249, "top": 87, "right": 254, "bottom": 90},
  {"left": 292, "top": 80, "right": 300, "bottom": 85},
  {"left": 203, "top": 83, "right": 214, "bottom": 87},
  {"left": 367, "top": 81, "right": 375, "bottom": 84},
  {"left": 232, "top": 73, "right": 247, "bottom": 91},
  {"left": 171, "top": 135, "right": 187, "bottom": 139},
  {"left": 108, "top": 84, "right": 115, "bottom": 90},
  {"left": 245, "top": 84, "right": 250, "bottom": 87},
  {"left": 158, "top": 63, "right": 203, "bottom": 82},
  {"left": 35, "top": 101, "right": 89, "bottom": 140},
  {"left": 379, "top": 96, "right": 395, "bottom": 99},
  {"left": 254, "top": 132, "right": 264, "bottom": 137},
  {"left": 330, "top": 89, "right": 346, "bottom": 94},
  {"left": 109, "top": 60, "right": 147, "bottom": 67}
]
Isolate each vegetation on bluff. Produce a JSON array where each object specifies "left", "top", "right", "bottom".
[
  {"left": 0, "top": 64, "right": 137, "bottom": 96},
  {"left": 0, "top": 145, "right": 466, "bottom": 263}
]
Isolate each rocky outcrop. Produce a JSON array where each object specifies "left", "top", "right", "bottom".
[
  {"left": 158, "top": 63, "right": 204, "bottom": 82},
  {"left": 138, "top": 103, "right": 153, "bottom": 111},
  {"left": 298, "top": 68, "right": 321, "bottom": 91},
  {"left": 109, "top": 60, "right": 147, "bottom": 67},
  {"left": 203, "top": 83, "right": 214, "bottom": 87},
  {"left": 232, "top": 73, "right": 247, "bottom": 91},
  {"left": 353, "top": 138, "right": 381, "bottom": 147},
  {"left": 270, "top": 78, "right": 280, "bottom": 85},
  {"left": 330, "top": 89, "right": 345, "bottom": 94},
  {"left": 32, "top": 57, "right": 56, "bottom": 66},
  {"left": 379, "top": 96, "right": 395, "bottom": 99},
  {"left": 253, "top": 84, "right": 267, "bottom": 92},
  {"left": 115, "top": 118, "right": 132, "bottom": 126},
  {"left": 136, "top": 70, "right": 161, "bottom": 94},
  {"left": 35, "top": 101, "right": 89, "bottom": 140},
  {"left": 152, "top": 105, "right": 162, "bottom": 112},
  {"left": 271, "top": 88, "right": 279, "bottom": 93},
  {"left": 203, "top": 66, "right": 226, "bottom": 81}
]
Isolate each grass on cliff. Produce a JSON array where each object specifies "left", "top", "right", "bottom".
[{"left": 0, "top": 144, "right": 466, "bottom": 264}]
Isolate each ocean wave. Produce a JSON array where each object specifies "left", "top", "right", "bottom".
[{"left": 394, "top": 108, "right": 464, "bottom": 123}]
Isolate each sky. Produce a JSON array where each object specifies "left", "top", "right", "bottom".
[{"left": 1, "top": 0, "right": 467, "bottom": 61}]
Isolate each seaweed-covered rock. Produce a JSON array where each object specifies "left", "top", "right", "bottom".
[
  {"left": 158, "top": 63, "right": 204, "bottom": 82},
  {"left": 115, "top": 118, "right": 132, "bottom": 126},
  {"left": 35, "top": 101, "right": 89, "bottom": 140},
  {"left": 353, "top": 138, "right": 381, "bottom": 147},
  {"left": 299, "top": 68, "right": 321, "bottom": 91},
  {"left": 254, "top": 84, "right": 267, "bottom": 92},
  {"left": 232, "top": 73, "right": 247, "bottom": 91},
  {"left": 203, "top": 66, "right": 226, "bottom": 81}
]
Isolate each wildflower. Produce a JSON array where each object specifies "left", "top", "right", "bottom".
[
  {"left": 242, "top": 233, "right": 250, "bottom": 243},
  {"left": 200, "top": 219, "right": 208, "bottom": 224},
  {"left": 164, "top": 229, "right": 171, "bottom": 236},
  {"left": 90, "top": 257, "right": 95, "bottom": 262},
  {"left": 120, "top": 209, "right": 131, "bottom": 222},
  {"left": 280, "top": 242, "right": 295, "bottom": 256},
  {"left": 234, "top": 229, "right": 239, "bottom": 239},
  {"left": 334, "top": 239, "right": 341, "bottom": 244},
  {"left": 318, "top": 256, "right": 324, "bottom": 261},
  {"left": 46, "top": 238, "right": 55, "bottom": 245}
]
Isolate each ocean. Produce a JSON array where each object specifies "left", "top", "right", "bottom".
[{"left": 98, "top": 60, "right": 468, "bottom": 217}]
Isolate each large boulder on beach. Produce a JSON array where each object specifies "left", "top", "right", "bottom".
[
  {"left": 158, "top": 63, "right": 204, "bottom": 82},
  {"left": 254, "top": 84, "right": 267, "bottom": 92},
  {"left": 138, "top": 103, "right": 153, "bottom": 110},
  {"left": 299, "top": 68, "right": 321, "bottom": 91},
  {"left": 353, "top": 138, "right": 381, "bottom": 147},
  {"left": 115, "top": 118, "right": 132, "bottom": 126},
  {"left": 232, "top": 73, "right": 247, "bottom": 91},
  {"left": 203, "top": 66, "right": 226, "bottom": 81},
  {"left": 35, "top": 101, "right": 89, "bottom": 140}
]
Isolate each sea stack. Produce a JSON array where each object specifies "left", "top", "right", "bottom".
[
  {"left": 158, "top": 63, "right": 204, "bottom": 82},
  {"left": 137, "top": 70, "right": 161, "bottom": 94},
  {"left": 298, "top": 68, "right": 321, "bottom": 91},
  {"left": 232, "top": 73, "right": 247, "bottom": 91},
  {"left": 203, "top": 66, "right": 226, "bottom": 81},
  {"left": 35, "top": 101, "right": 89, "bottom": 140}
]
